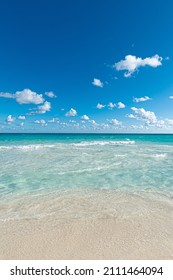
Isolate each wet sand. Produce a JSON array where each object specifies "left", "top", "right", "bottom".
[{"left": 0, "top": 195, "right": 173, "bottom": 259}]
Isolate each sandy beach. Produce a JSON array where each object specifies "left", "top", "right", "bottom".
[
  {"left": 0, "top": 194, "right": 173, "bottom": 260},
  {"left": 0, "top": 134, "right": 173, "bottom": 260}
]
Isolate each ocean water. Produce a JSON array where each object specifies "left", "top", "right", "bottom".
[{"left": 0, "top": 133, "right": 173, "bottom": 221}]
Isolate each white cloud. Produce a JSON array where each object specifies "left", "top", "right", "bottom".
[
  {"left": 97, "top": 102, "right": 125, "bottom": 110},
  {"left": 0, "top": 92, "right": 15, "bottom": 99},
  {"left": 126, "top": 113, "right": 136, "bottom": 119},
  {"left": 37, "top": 101, "right": 51, "bottom": 114},
  {"left": 127, "top": 108, "right": 171, "bottom": 129},
  {"left": 81, "top": 115, "right": 90, "bottom": 121},
  {"left": 109, "top": 118, "right": 122, "bottom": 126},
  {"left": 7, "top": 115, "right": 15, "bottom": 123},
  {"left": 108, "top": 102, "right": 116, "bottom": 109},
  {"left": 130, "top": 124, "right": 144, "bottom": 130},
  {"left": 101, "top": 123, "right": 110, "bottom": 129},
  {"left": 34, "top": 119, "right": 47, "bottom": 125},
  {"left": 89, "top": 119, "right": 97, "bottom": 125},
  {"left": 134, "top": 96, "right": 151, "bottom": 102},
  {"left": 20, "top": 122, "right": 24, "bottom": 127},
  {"left": 65, "top": 108, "right": 77, "bottom": 117},
  {"left": 18, "top": 115, "right": 26, "bottom": 120},
  {"left": 169, "top": 96, "right": 173, "bottom": 99},
  {"left": 96, "top": 103, "right": 105, "bottom": 109},
  {"left": 131, "top": 107, "right": 157, "bottom": 124},
  {"left": 73, "top": 123, "right": 80, "bottom": 127},
  {"left": 92, "top": 78, "right": 104, "bottom": 88},
  {"left": 0, "top": 89, "right": 44, "bottom": 104},
  {"left": 59, "top": 122, "right": 69, "bottom": 127},
  {"left": 156, "top": 120, "right": 165, "bottom": 127},
  {"left": 117, "top": 102, "right": 125, "bottom": 108},
  {"left": 45, "top": 91, "right": 56, "bottom": 98},
  {"left": 114, "top": 54, "right": 162, "bottom": 77},
  {"left": 48, "top": 118, "right": 59, "bottom": 123},
  {"left": 15, "top": 89, "right": 44, "bottom": 104},
  {"left": 165, "top": 119, "right": 173, "bottom": 125}
]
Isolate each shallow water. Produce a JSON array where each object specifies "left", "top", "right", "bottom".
[{"left": 0, "top": 133, "right": 173, "bottom": 221}]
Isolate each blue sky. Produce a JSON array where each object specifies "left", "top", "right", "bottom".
[{"left": 0, "top": 0, "right": 173, "bottom": 132}]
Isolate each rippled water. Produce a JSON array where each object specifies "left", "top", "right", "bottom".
[{"left": 0, "top": 134, "right": 173, "bottom": 221}]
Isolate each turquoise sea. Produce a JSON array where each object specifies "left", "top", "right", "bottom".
[{"left": 0, "top": 133, "right": 173, "bottom": 221}]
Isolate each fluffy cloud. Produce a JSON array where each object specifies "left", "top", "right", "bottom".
[
  {"left": 127, "top": 107, "right": 169, "bottom": 129},
  {"left": 89, "top": 119, "right": 97, "bottom": 125},
  {"left": 114, "top": 54, "right": 162, "bottom": 77},
  {"left": 45, "top": 91, "right": 56, "bottom": 98},
  {"left": 65, "top": 108, "right": 77, "bottom": 117},
  {"left": 109, "top": 118, "right": 122, "bottom": 125},
  {"left": 15, "top": 89, "right": 44, "bottom": 104},
  {"left": 165, "top": 119, "right": 173, "bottom": 125},
  {"left": 134, "top": 96, "right": 151, "bottom": 102},
  {"left": 0, "top": 89, "right": 45, "bottom": 104},
  {"left": 96, "top": 103, "right": 105, "bottom": 109},
  {"left": 169, "top": 96, "right": 173, "bottom": 99},
  {"left": 126, "top": 113, "right": 136, "bottom": 119},
  {"left": 7, "top": 115, "right": 15, "bottom": 123},
  {"left": 18, "top": 115, "right": 26, "bottom": 120},
  {"left": 48, "top": 118, "right": 59, "bottom": 123},
  {"left": 81, "top": 115, "right": 90, "bottom": 121},
  {"left": 92, "top": 78, "right": 104, "bottom": 88},
  {"left": 37, "top": 101, "right": 51, "bottom": 114},
  {"left": 0, "top": 92, "right": 15, "bottom": 99},
  {"left": 131, "top": 107, "right": 157, "bottom": 124},
  {"left": 34, "top": 119, "right": 47, "bottom": 125},
  {"left": 130, "top": 124, "right": 144, "bottom": 130},
  {"left": 117, "top": 102, "right": 125, "bottom": 108},
  {"left": 108, "top": 102, "right": 116, "bottom": 109},
  {"left": 98, "top": 102, "right": 125, "bottom": 110}
]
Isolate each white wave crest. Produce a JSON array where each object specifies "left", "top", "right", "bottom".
[
  {"left": 0, "top": 144, "right": 56, "bottom": 151},
  {"left": 0, "top": 140, "right": 135, "bottom": 151},
  {"left": 152, "top": 153, "right": 167, "bottom": 159},
  {"left": 73, "top": 140, "right": 135, "bottom": 147}
]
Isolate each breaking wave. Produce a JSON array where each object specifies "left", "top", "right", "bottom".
[
  {"left": 0, "top": 144, "right": 56, "bottom": 151},
  {"left": 73, "top": 140, "right": 135, "bottom": 147},
  {"left": 0, "top": 140, "right": 135, "bottom": 151}
]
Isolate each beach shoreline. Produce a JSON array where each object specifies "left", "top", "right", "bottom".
[
  {"left": 0, "top": 194, "right": 173, "bottom": 260},
  {"left": 0, "top": 134, "right": 173, "bottom": 260}
]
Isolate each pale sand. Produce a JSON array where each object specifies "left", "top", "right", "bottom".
[
  {"left": 0, "top": 192, "right": 173, "bottom": 259},
  {"left": 0, "top": 216, "right": 173, "bottom": 259}
]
